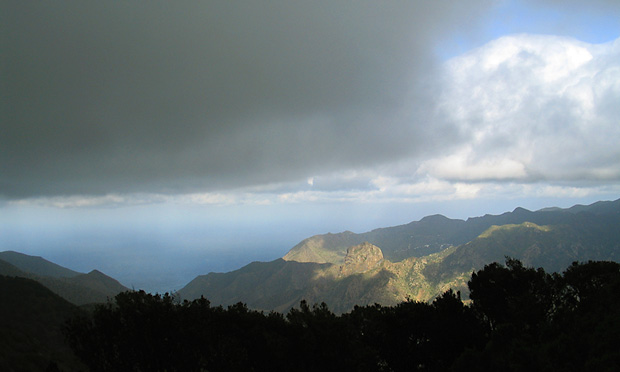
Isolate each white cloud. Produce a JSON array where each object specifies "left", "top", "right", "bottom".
[
  {"left": 10, "top": 194, "right": 133, "bottom": 209},
  {"left": 420, "top": 150, "right": 527, "bottom": 181},
  {"left": 429, "top": 34, "right": 620, "bottom": 184},
  {"left": 476, "top": 35, "right": 593, "bottom": 81}
]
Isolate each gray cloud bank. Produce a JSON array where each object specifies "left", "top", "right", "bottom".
[
  {"left": 2, "top": 1, "right": 489, "bottom": 198},
  {"left": 2, "top": 1, "right": 619, "bottom": 201}
]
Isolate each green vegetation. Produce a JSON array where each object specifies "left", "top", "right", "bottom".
[
  {"left": 64, "top": 259, "right": 620, "bottom": 371},
  {"left": 477, "top": 222, "right": 552, "bottom": 239}
]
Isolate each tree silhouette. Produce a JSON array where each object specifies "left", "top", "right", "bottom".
[
  {"left": 63, "top": 260, "right": 620, "bottom": 372},
  {"left": 468, "top": 258, "right": 554, "bottom": 332}
]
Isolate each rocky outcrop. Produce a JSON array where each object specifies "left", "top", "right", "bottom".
[{"left": 340, "top": 242, "right": 384, "bottom": 276}]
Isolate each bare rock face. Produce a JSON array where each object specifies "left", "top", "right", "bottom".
[{"left": 340, "top": 242, "right": 384, "bottom": 276}]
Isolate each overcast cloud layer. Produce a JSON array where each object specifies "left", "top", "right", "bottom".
[
  {"left": 2, "top": 1, "right": 620, "bottom": 205},
  {"left": 2, "top": 1, "right": 488, "bottom": 198}
]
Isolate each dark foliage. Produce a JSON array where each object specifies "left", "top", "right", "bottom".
[
  {"left": 64, "top": 260, "right": 620, "bottom": 371},
  {"left": 0, "top": 275, "right": 86, "bottom": 372},
  {"left": 453, "top": 259, "right": 620, "bottom": 372}
]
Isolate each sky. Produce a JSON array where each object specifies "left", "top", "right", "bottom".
[{"left": 2, "top": 1, "right": 619, "bottom": 292}]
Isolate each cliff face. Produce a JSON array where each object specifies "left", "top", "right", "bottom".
[{"left": 340, "top": 242, "right": 384, "bottom": 276}]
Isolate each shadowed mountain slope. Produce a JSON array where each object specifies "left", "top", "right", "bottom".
[
  {"left": 179, "top": 259, "right": 332, "bottom": 312},
  {"left": 0, "top": 259, "right": 27, "bottom": 277},
  {"left": 35, "top": 270, "right": 129, "bottom": 305},
  {"left": 0, "top": 253, "right": 129, "bottom": 306},
  {"left": 0, "top": 251, "right": 81, "bottom": 278},
  {"left": 0, "top": 275, "right": 86, "bottom": 371}
]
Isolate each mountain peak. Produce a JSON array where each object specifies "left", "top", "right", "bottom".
[
  {"left": 512, "top": 207, "right": 532, "bottom": 214},
  {"left": 420, "top": 214, "right": 450, "bottom": 222}
]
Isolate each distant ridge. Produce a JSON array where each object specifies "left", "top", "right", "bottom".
[
  {"left": 0, "top": 259, "right": 26, "bottom": 277},
  {"left": 180, "top": 198, "right": 620, "bottom": 313},
  {"left": 0, "top": 252, "right": 129, "bottom": 305},
  {"left": 3, "top": 199, "right": 619, "bottom": 313},
  {"left": 0, "top": 251, "right": 81, "bottom": 278},
  {"left": 284, "top": 198, "right": 620, "bottom": 266},
  {"left": 283, "top": 214, "right": 466, "bottom": 263}
]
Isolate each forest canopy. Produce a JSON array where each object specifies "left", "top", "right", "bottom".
[{"left": 64, "top": 259, "right": 620, "bottom": 372}]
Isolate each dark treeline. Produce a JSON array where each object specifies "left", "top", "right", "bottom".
[{"left": 64, "top": 259, "right": 620, "bottom": 372}]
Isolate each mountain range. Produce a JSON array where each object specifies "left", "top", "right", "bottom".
[
  {"left": 1, "top": 199, "right": 619, "bottom": 314},
  {"left": 178, "top": 198, "right": 620, "bottom": 313}
]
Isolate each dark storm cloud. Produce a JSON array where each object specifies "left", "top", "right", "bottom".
[{"left": 1, "top": 1, "right": 490, "bottom": 198}]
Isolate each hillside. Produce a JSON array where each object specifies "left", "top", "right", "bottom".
[
  {"left": 36, "top": 270, "right": 129, "bottom": 305},
  {"left": 0, "top": 252, "right": 129, "bottom": 306},
  {"left": 425, "top": 219, "right": 619, "bottom": 285},
  {"left": 180, "top": 198, "right": 620, "bottom": 313},
  {"left": 180, "top": 243, "right": 458, "bottom": 313},
  {"left": 0, "top": 275, "right": 86, "bottom": 371},
  {"left": 0, "top": 251, "right": 81, "bottom": 278}
]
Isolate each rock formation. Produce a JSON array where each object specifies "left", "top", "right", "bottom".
[{"left": 339, "top": 242, "right": 384, "bottom": 276}]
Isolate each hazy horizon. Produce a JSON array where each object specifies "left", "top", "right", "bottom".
[
  {"left": 3, "top": 196, "right": 618, "bottom": 292},
  {"left": 2, "top": 1, "right": 620, "bottom": 292}
]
